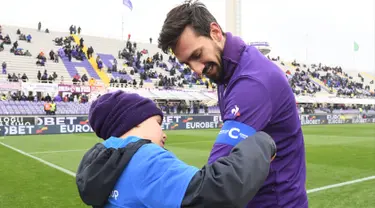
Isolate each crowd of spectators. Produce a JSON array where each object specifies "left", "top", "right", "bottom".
[
  {"left": 0, "top": 23, "right": 373, "bottom": 104},
  {"left": 297, "top": 102, "right": 374, "bottom": 114},
  {"left": 156, "top": 100, "right": 209, "bottom": 115},
  {"left": 1, "top": 90, "right": 89, "bottom": 104},
  {"left": 293, "top": 61, "right": 374, "bottom": 98},
  {"left": 112, "top": 38, "right": 212, "bottom": 89}
]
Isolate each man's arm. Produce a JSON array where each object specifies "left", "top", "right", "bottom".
[
  {"left": 208, "top": 77, "right": 273, "bottom": 164},
  {"left": 181, "top": 131, "right": 277, "bottom": 208}
]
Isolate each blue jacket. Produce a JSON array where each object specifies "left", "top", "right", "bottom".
[
  {"left": 76, "top": 133, "right": 277, "bottom": 208},
  {"left": 103, "top": 136, "right": 198, "bottom": 207}
]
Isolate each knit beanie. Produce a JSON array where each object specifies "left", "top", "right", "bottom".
[{"left": 88, "top": 90, "right": 163, "bottom": 140}]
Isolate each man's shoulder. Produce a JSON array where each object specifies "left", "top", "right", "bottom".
[
  {"left": 237, "top": 46, "right": 286, "bottom": 80},
  {"left": 234, "top": 47, "right": 292, "bottom": 96}
]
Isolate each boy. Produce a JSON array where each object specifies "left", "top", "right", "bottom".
[{"left": 76, "top": 90, "right": 276, "bottom": 208}]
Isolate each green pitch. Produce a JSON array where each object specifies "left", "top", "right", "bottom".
[{"left": 0, "top": 124, "right": 374, "bottom": 208}]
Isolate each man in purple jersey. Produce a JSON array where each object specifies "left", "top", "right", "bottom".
[{"left": 158, "top": 1, "right": 308, "bottom": 207}]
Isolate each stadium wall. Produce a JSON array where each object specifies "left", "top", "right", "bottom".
[{"left": 0, "top": 114, "right": 374, "bottom": 136}]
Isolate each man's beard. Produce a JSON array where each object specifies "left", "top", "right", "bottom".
[{"left": 203, "top": 46, "right": 223, "bottom": 83}]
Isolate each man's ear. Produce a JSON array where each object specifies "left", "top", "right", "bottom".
[{"left": 209, "top": 22, "right": 223, "bottom": 42}]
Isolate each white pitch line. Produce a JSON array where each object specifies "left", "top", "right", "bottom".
[
  {"left": 29, "top": 149, "right": 87, "bottom": 155},
  {"left": 1, "top": 141, "right": 375, "bottom": 194},
  {"left": 0, "top": 142, "right": 76, "bottom": 177},
  {"left": 307, "top": 175, "right": 375, "bottom": 194}
]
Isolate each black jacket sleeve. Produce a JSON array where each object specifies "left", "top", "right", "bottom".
[{"left": 181, "top": 131, "right": 276, "bottom": 208}]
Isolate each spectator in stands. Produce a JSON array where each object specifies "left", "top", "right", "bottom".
[
  {"left": 13, "top": 41, "right": 18, "bottom": 49},
  {"left": 78, "top": 26, "right": 81, "bottom": 34},
  {"left": 73, "top": 73, "right": 80, "bottom": 84},
  {"left": 26, "top": 34, "right": 32, "bottom": 42},
  {"left": 63, "top": 94, "right": 69, "bottom": 102},
  {"left": 79, "top": 37, "right": 84, "bottom": 47},
  {"left": 87, "top": 46, "right": 94, "bottom": 59},
  {"left": 48, "top": 75, "right": 54, "bottom": 83},
  {"left": 9, "top": 73, "right": 18, "bottom": 82},
  {"left": 81, "top": 74, "right": 88, "bottom": 83},
  {"left": 37, "top": 70, "right": 41, "bottom": 81},
  {"left": 19, "top": 92, "right": 27, "bottom": 101},
  {"left": 49, "top": 50, "right": 55, "bottom": 60},
  {"left": 24, "top": 50, "right": 32, "bottom": 56},
  {"left": 10, "top": 92, "right": 18, "bottom": 100},
  {"left": 79, "top": 94, "right": 89, "bottom": 103},
  {"left": 44, "top": 101, "right": 51, "bottom": 115},
  {"left": 0, "top": 41, "right": 4, "bottom": 51},
  {"left": 52, "top": 72, "right": 58, "bottom": 80},
  {"left": 37, "top": 51, "right": 46, "bottom": 60},
  {"left": 96, "top": 56, "right": 103, "bottom": 70},
  {"left": 26, "top": 93, "right": 33, "bottom": 101},
  {"left": 74, "top": 45, "right": 85, "bottom": 61},
  {"left": 63, "top": 45, "right": 72, "bottom": 61},
  {"left": 2, "top": 61, "right": 6, "bottom": 74},
  {"left": 38, "top": 22, "right": 41, "bottom": 31},
  {"left": 19, "top": 33, "right": 26, "bottom": 40},
  {"left": 40, "top": 70, "right": 48, "bottom": 83},
  {"left": 54, "top": 52, "right": 59, "bottom": 62},
  {"left": 3, "top": 35, "right": 11, "bottom": 44},
  {"left": 36, "top": 58, "right": 45, "bottom": 66},
  {"left": 54, "top": 37, "right": 63, "bottom": 46},
  {"left": 50, "top": 101, "right": 56, "bottom": 115},
  {"left": 69, "top": 25, "right": 76, "bottom": 34},
  {"left": 53, "top": 94, "right": 62, "bottom": 102},
  {"left": 1, "top": 94, "right": 6, "bottom": 101},
  {"left": 21, "top": 73, "right": 28, "bottom": 82},
  {"left": 89, "top": 78, "right": 96, "bottom": 86},
  {"left": 36, "top": 51, "right": 46, "bottom": 66},
  {"left": 44, "top": 94, "right": 51, "bottom": 102},
  {"left": 14, "top": 48, "right": 25, "bottom": 56}
]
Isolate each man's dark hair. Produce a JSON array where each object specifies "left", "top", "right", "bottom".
[{"left": 158, "top": 0, "right": 223, "bottom": 54}]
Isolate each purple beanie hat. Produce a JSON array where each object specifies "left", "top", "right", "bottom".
[{"left": 88, "top": 90, "right": 163, "bottom": 140}]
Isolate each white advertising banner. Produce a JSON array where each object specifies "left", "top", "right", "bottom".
[{"left": 21, "top": 83, "right": 58, "bottom": 93}]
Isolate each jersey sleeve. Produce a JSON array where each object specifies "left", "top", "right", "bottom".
[
  {"left": 181, "top": 131, "right": 277, "bottom": 207},
  {"left": 208, "top": 77, "right": 273, "bottom": 164},
  {"left": 132, "top": 145, "right": 199, "bottom": 208}
]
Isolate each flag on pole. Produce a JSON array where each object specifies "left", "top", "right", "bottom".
[
  {"left": 354, "top": 41, "right": 359, "bottom": 52},
  {"left": 123, "top": 0, "right": 133, "bottom": 10}
]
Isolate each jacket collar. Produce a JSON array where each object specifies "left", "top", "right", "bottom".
[{"left": 219, "top": 32, "right": 247, "bottom": 85}]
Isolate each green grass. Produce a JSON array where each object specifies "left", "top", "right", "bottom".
[{"left": 0, "top": 124, "right": 374, "bottom": 207}]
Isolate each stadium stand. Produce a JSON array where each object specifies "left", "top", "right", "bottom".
[{"left": 0, "top": 24, "right": 374, "bottom": 116}]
